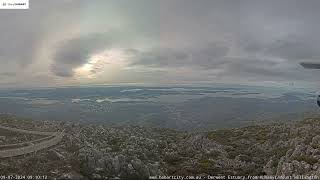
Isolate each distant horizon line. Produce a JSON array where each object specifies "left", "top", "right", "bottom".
[{"left": 0, "top": 82, "right": 316, "bottom": 91}]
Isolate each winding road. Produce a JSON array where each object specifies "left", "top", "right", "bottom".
[{"left": 0, "top": 124, "right": 64, "bottom": 158}]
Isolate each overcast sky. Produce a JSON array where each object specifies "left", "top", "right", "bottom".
[{"left": 1, "top": 0, "right": 320, "bottom": 88}]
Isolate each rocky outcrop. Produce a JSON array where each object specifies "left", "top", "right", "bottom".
[{"left": 3, "top": 115, "right": 320, "bottom": 179}]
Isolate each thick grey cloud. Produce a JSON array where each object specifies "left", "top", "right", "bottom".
[
  {"left": 0, "top": 1, "right": 79, "bottom": 66},
  {"left": 129, "top": 43, "right": 229, "bottom": 68},
  {"left": 0, "top": 0, "right": 83, "bottom": 87},
  {"left": 0, "top": 72, "right": 15, "bottom": 76},
  {"left": 266, "top": 37, "right": 320, "bottom": 61},
  {"left": 51, "top": 34, "right": 111, "bottom": 77},
  {"left": 2, "top": 0, "right": 320, "bottom": 87},
  {"left": 300, "top": 62, "right": 320, "bottom": 69},
  {"left": 127, "top": 0, "right": 320, "bottom": 86}
]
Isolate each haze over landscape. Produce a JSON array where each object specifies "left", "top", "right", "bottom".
[
  {"left": 2, "top": 0, "right": 320, "bottom": 179},
  {"left": 0, "top": 85, "right": 319, "bottom": 131}
]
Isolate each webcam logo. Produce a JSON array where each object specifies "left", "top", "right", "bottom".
[{"left": 0, "top": 0, "right": 29, "bottom": 9}]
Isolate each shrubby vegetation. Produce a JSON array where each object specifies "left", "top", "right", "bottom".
[{"left": 2, "top": 114, "right": 320, "bottom": 179}]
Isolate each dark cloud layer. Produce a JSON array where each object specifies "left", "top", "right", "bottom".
[
  {"left": 51, "top": 34, "right": 111, "bottom": 77},
  {"left": 129, "top": 43, "right": 229, "bottom": 69},
  {"left": 2, "top": 0, "right": 320, "bottom": 87}
]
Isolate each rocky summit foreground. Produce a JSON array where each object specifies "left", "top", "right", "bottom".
[{"left": 1, "top": 114, "right": 320, "bottom": 179}]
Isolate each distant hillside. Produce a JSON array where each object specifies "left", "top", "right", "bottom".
[{"left": 0, "top": 86, "right": 318, "bottom": 131}]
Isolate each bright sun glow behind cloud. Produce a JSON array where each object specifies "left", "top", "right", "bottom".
[
  {"left": 74, "top": 49, "right": 130, "bottom": 79},
  {"left": 74, "top": 58, "right": 99, "bottom": 78}
]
